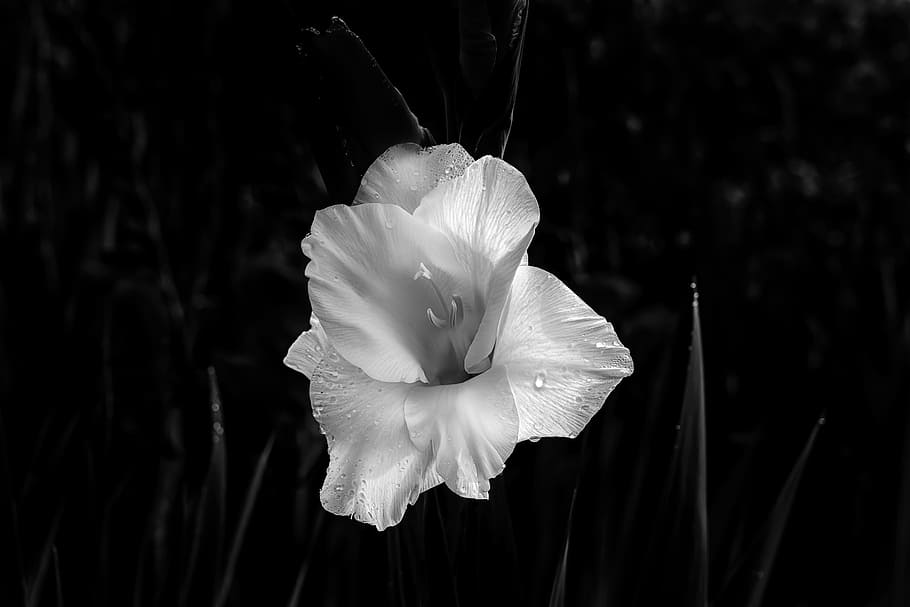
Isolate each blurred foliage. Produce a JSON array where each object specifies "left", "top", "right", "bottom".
[{"left": 1, "top": 0, "right": 909, "bottom": 606}]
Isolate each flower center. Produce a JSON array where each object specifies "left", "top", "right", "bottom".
[
  {"left": 413, "top": 262, "right": 464, "bottom": 330},
  {"left": 412, "top": 262, "right": 472, "bottom": 385}
]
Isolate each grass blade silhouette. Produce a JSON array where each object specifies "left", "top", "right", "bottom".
[
  {"left": 286, "top": 509, "right": 324, "bottom": 607},
  {"left": 176, "top": 367, "right": 227, "bottom": 607},
  {"left": 214, "top": 432, "right": 275, "bottom": 607},
  {"left": 52, "top": 545, "right": 62, "bottom": 607},
  {"left": 638, "top": 286, "right": 708, "bottom": 606},
  {"left": 668, "top": 287, "right": 708, "bottom": 605},
  {"left": 0, "top": 405, "right": 27, "bottom": 606},
  {"left": 548, "top": 486, "right": 578, "bottom": 607},
  {"left": 25, "top": 506, "right": 63, "bottom": 607},
  {"left": 744, "top": 416, "right": 823, "bottom": 607}
]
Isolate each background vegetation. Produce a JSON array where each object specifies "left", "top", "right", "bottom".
[{"left": 1, "top": 0, "right": 908, "bottom": 605}]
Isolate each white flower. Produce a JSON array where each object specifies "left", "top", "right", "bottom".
[{"left": 285, "top": 143, "right": 633, "bottom": 530}]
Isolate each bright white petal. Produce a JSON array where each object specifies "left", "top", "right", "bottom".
[
  {"left": 494, "top": 266, "right": 633, "bottom": 442},
  {"left": 284, "top": 314, "right": 329, "bottom": 379},
  {"left": 404, "top": 366, "right": 518, "bottom": 499},
  {"left": 354, "top": 143, "right": 475, "bottom": 213},
  {"left": 304, "top": 202, "right": 471, "bottom": 384},
  {"left": 310, "top": 347, "right": 435, "bottom": 530},
  {"left": 414, "top": 157, "right": 540, "bottom": 373}
]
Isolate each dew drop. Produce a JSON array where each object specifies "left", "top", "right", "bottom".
[
  {"left": 533, "top": 371, "right": 547, "bottom": 389},
  {"left": 529, "top": 436, "right": 541, "bottom": 443},
  {"left": 334, "top": 484, "right": 344, "bottom": 492}
]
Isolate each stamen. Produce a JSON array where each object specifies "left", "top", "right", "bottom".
[
  {"left": 427, "top": 307, "right": 449, "bottom": 329},
  {"left": 414, "top": 262, "right": 456, "bottom": 327},
  {"left": 449, "top": 295, "right": 464, "bottom": 328}
]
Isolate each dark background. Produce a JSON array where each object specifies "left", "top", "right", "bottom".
[{"left": 1, "top": 0, "right": 908, "bottom": 605}]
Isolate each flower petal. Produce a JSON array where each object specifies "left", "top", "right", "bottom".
[
  {"left": 494, "top": 266, "right": 633, "bottom": 442},
  {"left": 414, "top": 156, "right": 540, "bottom": 373},
  {"left": 354, "top": 143, "right": 475, "bottom": 213},
  {"left": 304, "top": 202, "right": 471, "bottom": 384},
  {"left": 404, "top": 366, "right": 518, "bottom": 499},
  {"left": 284, "top": 314, "right": 329, "bottom": 379},
  {"left": 310, "top": 347, "right": 438, "bottom": 530}
]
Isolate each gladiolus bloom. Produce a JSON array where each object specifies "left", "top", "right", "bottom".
[{"left": 286, "top": 143, "right": 632, "bottom": 530}]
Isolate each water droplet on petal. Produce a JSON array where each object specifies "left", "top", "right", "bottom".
[
  {"left": 529, "top": 436, "right": 541, "bottom": 443},
  {"left": 534, "top": 372, "right": 547, "bottom": 389}
]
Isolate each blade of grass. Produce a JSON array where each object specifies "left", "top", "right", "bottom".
[
  {"left": 548, "top": 486, "right": 578, "bottom": 607},
  {"left": 743, "top": 416, "right": 823, "bottom": 607},
  {"left": 176, "top": 367, "right": 227, "bottom": 607},
  {"left": 52, "top": 545, "right": 62, "bottom": 607},
  {"left": 895, "top": 398, "right": 910, "bottom": 607},
  {"left": 0, "top": 405, "right": 27, "bottom": 606},
  {"left": 286, "top": 509, "right": 324, "bottom": 607},
  {"left": 635, "top": 285, "right": 708, "bottom": 606},
  {"left": 131, "top": 409, "right": 184, "bottom": 607},
  {"left": 715, "top": 415, "right": 824, "bottom": 605},
  {"left": 213, "top": 432, "right": 275, "bottom": 607},
  {"left": 25, "top": 505, "right": 63, "bottom": 607},
  {"left": 679, "top": 287, "right": 709, "bottom": 606}
]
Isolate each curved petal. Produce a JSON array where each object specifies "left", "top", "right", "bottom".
[
  {"left": 404, "top": 366, "right": 518, "bottom": 499},
  {"left": 414, "top": 156, "right": 540, "bottom": 373},
  {"left": 304, "top": 202, "right": 472, "bottom": 384},
  {"left": 310, "top": 347, "right": 437, "bottom": 530},
  {"left": 494, "top": 266, "right": 633, "bottom": 442},
  {"left": 354, "top": 143, "right": 475, "bottom": 213},
  {"left": 284, "top": 314, "right": 329, "bottom": 379}
]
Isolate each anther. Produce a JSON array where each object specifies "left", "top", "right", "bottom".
[
  {"left": 449, "top": 295, "right": 464, "bottom": 328},
  {"left": 427, "top": 307, "right": 449, "bottom": 329}
]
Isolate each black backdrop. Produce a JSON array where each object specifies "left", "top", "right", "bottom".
[{"left": 1, "top": 0, "right": 908, "bottom": 605}]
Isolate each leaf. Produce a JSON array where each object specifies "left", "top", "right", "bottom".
[
  {"left": 298, "top": 17, "right": 433, "bottom": 200},
  {"left": 419, "top": 0, "right": 529, "bottom": 157}
]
